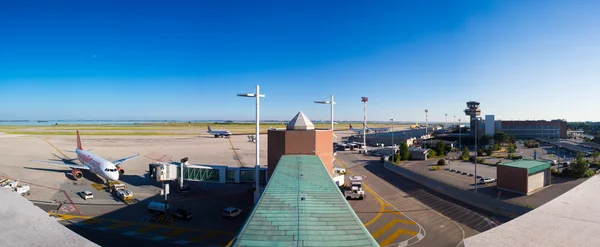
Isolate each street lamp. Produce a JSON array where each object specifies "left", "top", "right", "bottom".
[
  {"left": 314, "top": 95, "right": 336, "bottom": 138},
  {"left": 474, "top": 117, "right": 478, "bottom": 193},
  {"left": 237, "top": 85, "right": 265, "bottom": 204},
  {"left": 362, "top": 97, "right": 368, "bottom": 152},
  {"left": 390, "top": 118, "right": 395, "bottom": 147},
  {"left": 425, "top": 109, "right": 429, "bottom": 149},
  {"left": 445, "top": 113, "right": 448, "bottom": 129},
  {"left": 458, "top": 118, "right": 461, "bottom": 150}
]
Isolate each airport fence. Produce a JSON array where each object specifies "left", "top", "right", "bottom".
[{"left": 383, "top": 161, "right": 532, "bottom": 219}]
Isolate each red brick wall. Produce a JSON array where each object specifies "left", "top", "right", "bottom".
[
  {"left": 266, "top": 129, "right": 333, "bottom": 179},
  {"left": 267, "top": 130, "right": 286, "bottom": 177},
  {"left": 315, "top": 130, "right": 333, "bottom": 176}
]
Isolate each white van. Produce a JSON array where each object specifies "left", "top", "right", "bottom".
[{"left": 148, "top": 202, "right": 169, "bottom": 213}]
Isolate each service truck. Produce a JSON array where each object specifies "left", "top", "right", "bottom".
[
  {"left": 111, "top": 183, "right": 133, "bottom": 201},
  {"left": 343, "top": 175, "right": 366, "bottom": 200},
  {"left": 15, "top": 185, "right": 30, "bottom": 196}
]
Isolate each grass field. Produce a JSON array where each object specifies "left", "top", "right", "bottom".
[{"left": 0, "top": 123, "right": 411, "bottom": 136}]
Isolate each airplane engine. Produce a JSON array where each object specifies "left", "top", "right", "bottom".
[
  {"left": 117, "top": 166, "right": 125, "bottom": 175},
  {"left": 71, "top": 169, "right": 83, "bottom": 179}
]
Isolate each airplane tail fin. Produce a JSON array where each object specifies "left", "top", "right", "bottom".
[
  {"left": 76, "top": 130, "right": 83, "bottom": 150},
  {"left": 349, "top": 124, "right": 353, "bottom": 129},
  {"left": 207, "top": 125, "right": 212, "bottom": 131}
]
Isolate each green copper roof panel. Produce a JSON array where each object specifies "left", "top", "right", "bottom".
[
  {"left": 498, "top": 159, "right": 550, "bottom": 175},
  {"left": 232, "top": 155, "right": 379, "bottom": 247}
]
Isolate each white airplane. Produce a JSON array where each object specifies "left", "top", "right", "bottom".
[
  {"left": 29, "top": 130, "right": 139, "bottom": 182},
  {"left": 349, "top": 124, "right": 389, "bottom": 134},
  {"left": 349, "top": 124, "right": 371, "bottom": 134},
  {"left": 207, "top": 125, "right": 232, "bottom": 138}
]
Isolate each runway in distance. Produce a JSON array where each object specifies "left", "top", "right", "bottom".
[
  {"left": 29, "top": 130, "right": 139, "bottom": 183},
  {"left": 207, "top": 125, "right": 232, "bottom": 138}
]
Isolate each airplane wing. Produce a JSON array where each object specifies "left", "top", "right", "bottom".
[
  {"left": 112, "top": 154, "right": 140, "bottom": 166},
  {"left": 29, "top": 160, "right": 90, "bottom": 170}
]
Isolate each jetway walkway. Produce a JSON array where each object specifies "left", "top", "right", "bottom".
[{"left": 149, "top": 162, "right": 267, "bottom": 185}]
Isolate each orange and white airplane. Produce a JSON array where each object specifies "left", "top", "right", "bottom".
[{"left": 29, "top": 131, "right": 139, "bottom": 182}]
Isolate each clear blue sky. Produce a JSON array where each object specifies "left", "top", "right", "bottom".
[{"left": 1, "top": 0, "right": 599, "bottom": 122}]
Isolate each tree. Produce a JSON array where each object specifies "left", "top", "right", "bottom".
[
  {"left": 480, "top": 135, "right": 492, "bottom": 146},
  {"left": 399, "top": 142, "right": 410, "bottom": 161},
  {"left": 485, "top": 148, "right": 493, "bottom": 156},
  {"left": 461, "top": 147, "right": 470, "bottom": 160},
  {"left": 436, "top": 140, "right": 446, "bottom": 157},
  {"left": 437, "top": 159, "right": 446, "bottom": 166},
  {"left": 494, "top": 132, "right": 507, "bottom": 145},
  {"left": 571, "top": 152, "right": 589, "bottom": 177},
  {"left": 492, "top": 144, "right": 501, "bottom": 151},
  {"left": 592, "top": 150, "right": 600, "bottom": 163},
  {"left": 477, "top": 149, "right": 484, "bottom": 156},
  {"left": 507, "top": 143, "right": 516, "bottom": 153},
  {"left": 508, "top": 134, "right": 516, "bottom": 144},
  {"left": 393, "top": 153, "right": 401, "bottom": 164}
]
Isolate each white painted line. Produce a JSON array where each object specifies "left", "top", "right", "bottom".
[
  {"left": 416, "top": 232, "right": 424, "bottom": 240},
  {"left": 362, "top": 158, "right": 466, "bottom": 247},
  {"left": 397, "top": 240, "right": 409, "bottom": 247}
]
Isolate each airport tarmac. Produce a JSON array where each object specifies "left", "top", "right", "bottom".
[{"left": 0, "top": 132, "right": 269, "bottom": 246}]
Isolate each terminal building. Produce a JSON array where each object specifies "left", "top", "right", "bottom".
[{"left": 463, "top": 101, "right": 567, "bottom": 140}]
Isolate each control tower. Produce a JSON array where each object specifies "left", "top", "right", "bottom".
[{"left": 464, "top": 101, "right": 481, "bottom": 138}]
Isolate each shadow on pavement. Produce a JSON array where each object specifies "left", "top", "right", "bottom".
[{"left": 363, "top": 161, "right": 511, "bottom": 230}]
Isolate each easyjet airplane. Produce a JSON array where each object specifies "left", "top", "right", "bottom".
[{"left": 30, "top": 130, "right": 139, "bottom": 183}]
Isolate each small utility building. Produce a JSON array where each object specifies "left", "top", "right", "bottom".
[{"left": 497, "top": 160, "right": 551, "bottom": 195}]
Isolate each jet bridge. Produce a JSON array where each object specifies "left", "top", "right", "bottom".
[{"left": 149, "top": 160, "right": 267, "bottom": 185}]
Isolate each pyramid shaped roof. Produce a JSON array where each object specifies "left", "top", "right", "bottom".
[{"left": 286, "top": 111, "right": 315, "bottom": 130}]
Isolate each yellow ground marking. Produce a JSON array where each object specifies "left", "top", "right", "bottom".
[
  {"left": 106, "top": 222, "right": 131, "bottom": 229},
  {"left": 382, "top": 210, "right": 404, "bottom": 216},
  {"left": 49, "top": 213, "right": 236, "bottom": 234},
  {"left": 188, "top": 232, "right": 222, "bottom": 242},
  {"left": 228, "top": 138, "right": 245, "bottom": 167},
  {"left": 161, "top": 229, "right": 188, "bottom": 237},
  {"left": 44, "top": 138, "right": 71, "bottom": 160},
  {"left": 225, "top": 238, "right": 235, "bottom": 247},
  {"left": 381, "top": 228, "right": 418, "bottom": 246},
  {"left": 335, "top": 157, "right": 384, "bottom": 227},
  {"left": 371, "top": 219, "right": 417, "bottom": 239}
]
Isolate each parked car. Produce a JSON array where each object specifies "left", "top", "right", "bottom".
[
  {"left": 79, "top": 191, "right": 94, "bottom": 200},
  {"left": 479, "top": 177, "right": 496, "bottom": 184},
  {"left": 461, "top": 171, "right": 468, "bottom": 175},
  {"left": 223, "top": 207, "right": 242, "bottom": 219}
]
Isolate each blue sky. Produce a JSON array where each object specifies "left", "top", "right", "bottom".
[{"left": 1, "top": 0, "right": 599, "bottom": 122}]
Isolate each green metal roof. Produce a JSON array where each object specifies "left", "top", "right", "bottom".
[
  {"left": 232, "top": 155, "right": 380, "bottom": 247},
  {"left": 498, "top": 159, "right": 550, "bottom": 175}
]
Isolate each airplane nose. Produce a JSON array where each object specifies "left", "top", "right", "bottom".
[{"left": 107, "top": 172, "right": 119, "bottom": 181}]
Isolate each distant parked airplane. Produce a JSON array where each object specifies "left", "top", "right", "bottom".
[
  {"left": 29, "top": 131, "right": 139, "bottom": 183},
  {"left": 207, "top": 125, "right": 232, "bottom": 138},
  {"left": 349, "top": 124, "right": 389, "bottom": 134}
]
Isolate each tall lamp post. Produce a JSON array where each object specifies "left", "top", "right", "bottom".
[
  {"left": 314, "top": 95, "right": 336, "bottom": 138},
  {"left": 458, "top": 118, "right": 461, "bottom": 150},
  {"left": 425, "top": 109, "right": 429, "bottom": 149},
  {"left": 362, "top": 97, "right": 368, "bottom": 152},
  {"left": 390, "top": 118, "right": 395, "bottom": 147},
  {"left": 474, "top": 117, "right": 478, "bottom": 193},
  {"left": 237, "top": 85, "right": 265, "bottom": 204}
]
